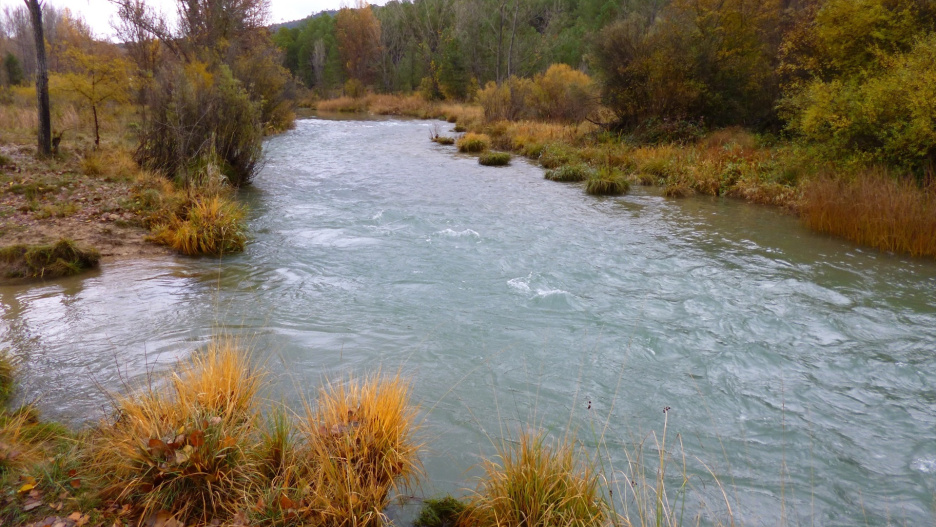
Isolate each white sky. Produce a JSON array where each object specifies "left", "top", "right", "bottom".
[{"left": 14, "top": 0, "right": 369, "bottom": 39}]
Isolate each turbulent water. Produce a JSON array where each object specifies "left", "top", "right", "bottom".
[{"left": 3, "top": 116, "right": 936, "bottom": 525}]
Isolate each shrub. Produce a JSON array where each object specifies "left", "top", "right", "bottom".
[
  {"left": 0, "top": 239, "right": 100, "bottom": 279},
  {"left": 479, "top": 152, "right": 511, "bottom": 166},
  {"left": 461, "top": 432, "right": 608, "bottom": 527},
  {"left": 782, "top": 32, "right": 936, "bottom": 173},
  {"left": 137, "top": 62, "right": 263, "bottom": 187},
  {"left": 545, "top": 164, "right": 593, "bottom": 182},
  {"left": 299, "top": 374, "right": 422, "bottom": 527},
  {"left": 150, "top": 193, "right": 247, "bottom": 257},
  {"left": 585, "top": 168, "right": 630, "bottom": 196},
  {"left": 477, "top": 77, "right": 536, "bottom": 122},
  {"left": 529, "top": 64, "right": 598, "bottom": 123},
  {"left": 457, "top": 133, "right": 491, "bottom": 153}
]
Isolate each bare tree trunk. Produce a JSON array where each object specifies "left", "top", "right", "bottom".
[
  {"left": 506, "top": 0, "right": 519, "bottom": 78},
  {"left": 25, "top": 0, "right": 50, "bottom": 157}
]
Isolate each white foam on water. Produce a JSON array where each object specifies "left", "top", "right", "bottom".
[
  {"left": 435, "top": 228, "right": 481, "bottom": 238},
  {"left": 507, "top": 275, "right": 532, "bottom": 293},
  {"left": 911, "top": 457, "right": 936, "bottom": 474}
]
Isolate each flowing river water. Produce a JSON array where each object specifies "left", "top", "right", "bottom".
[{"left": 2, "top": 116, "right": 936, "bottom": 525}]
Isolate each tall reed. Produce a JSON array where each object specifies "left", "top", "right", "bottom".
[{"left": 800, "top": 171, "right": 936, "bottom": 257}]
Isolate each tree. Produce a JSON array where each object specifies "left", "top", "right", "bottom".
[
  {"left": 24, "top": 0, "right": 50, "bottom": 157},
  {"left": 3, "top": 52, "right": 24, "bottom": 85},
  {"left": 55, "top": 47, "right": 130, "bottom": 148},
  {"left": 335, "top": 3, "right": 383, "bottom": 86}
]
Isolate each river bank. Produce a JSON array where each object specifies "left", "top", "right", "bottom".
[
  {"left": 314, "top": 93, "right": 936, "bottom": 259},
  {"left": 0, "top": 143, "right": 169, "bottom": 271}
]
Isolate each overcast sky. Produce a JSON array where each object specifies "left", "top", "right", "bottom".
[{"left": 20, "top": 0, "right": 373, "bottom": 39}]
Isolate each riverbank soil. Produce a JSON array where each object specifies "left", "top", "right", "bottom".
[{"left": 0, "top": 143, "right": 169, "bottom": 278}]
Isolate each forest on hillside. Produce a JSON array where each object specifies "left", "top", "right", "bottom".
[{"left": 275, "top": 0, "right": 936, "bottom": 175}]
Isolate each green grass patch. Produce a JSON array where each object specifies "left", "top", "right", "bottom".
[
  {"left": 585, "top": 168, "right": 630, "bottom": 196},
  {"left": 538, "top": 143, "right": 579, "bottom": 169},
  {"left": 415, "top": 496, "right": 467, "bottom": 527},
  {"left": 0, "top": 239, "right": 100, "bottom": 280},
  {"left": 479, "top": 152, "right": 511, "bottom": 166},
  {"left": 545, "top": 164, "right": 593, "bottom": 182}
]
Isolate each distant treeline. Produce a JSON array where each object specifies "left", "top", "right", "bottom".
[{"left": 275, "top": 0, "right": 936, "bottom": 174}]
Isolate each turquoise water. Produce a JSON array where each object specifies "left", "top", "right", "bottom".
[{"left": 3, "top": 117, "right": 936, "bottom": 525}]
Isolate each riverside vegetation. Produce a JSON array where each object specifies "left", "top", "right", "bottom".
[
  {"left": 0, "top": 338, "right": 738, "bottom": 527},
  {"left": 0, "top": 0, "right": 295, "bottom": 278},
  {"left": 286, "top": 0, "right": 936, "bottom": 259}
]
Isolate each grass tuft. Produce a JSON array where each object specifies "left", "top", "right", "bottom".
[
  {"left": 0, "top": 239, "right": 100, "bottom": 280},
  {"left": 479, "top": 152, "right": 512, "bottom": 166},
  {"left": 433, "top": 136, "right": 456, "bottom": 146},
  {"left": 585, "top": 168, "right": 630, "bottom": 196},
  {"left": 149, "top": 194, "right": 247, "bottom": 256},
  {"left": 299, "top": 373, "right": 422, "bottom": 527},
  {"left": 457, "top": 133, "right": 491, "bottom": 153},
  {"left": 545, "top": 164, "right": 594, "bottom": 182},
  {"left": 87, "top": 337, "right": 263, "bottom": 524},
  {"left": 461, "top": 432, "right": 609, "bottom": 527}
]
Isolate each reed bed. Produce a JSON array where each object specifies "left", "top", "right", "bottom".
[{"left": 800, "top": 172, "right": 936, "bottom": 257}]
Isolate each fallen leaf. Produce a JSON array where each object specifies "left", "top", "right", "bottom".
[
  {"left": 148, "top": 438, "right": 169, "bottom": 457},
  {"left": 279, "top": 495, "right": 297, "bottom": 510},
  {"left": 18, "top": 483, "right": 35, "bottom": 493},
  {"left": 174, "top": 444, "right": 194, "bottom": 464},
  {"left": 69, "top": 479, "right": 81, "bottom": 489},
  {"left": 68, "top": 512, "right": 83, "bottom": 521},
  {"left": 22, "top": 499, "right": 42, "bottom": 511},
  {"left": 188, "top": 430, "right": 204, "bottom": 448}
]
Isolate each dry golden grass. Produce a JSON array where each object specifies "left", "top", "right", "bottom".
[
  {"left": 800, "top": 172, "right": 936, "bottom": 257},
  {"left": 87, "top": 337, "right": 263, "bottom": 524},
  {"left": 367, "top": 94, "right": 430, "bottom": 116},
  {"left": 457, "top": 133, "right": 492, "bottom": 153},
  {"left": 460, "top": 432, "right": 610, "bottom": 527},
  {"left": 316, "top": 96, "right": 369, "bottom": 113},
  {"left": 298, "top": 373, "right": 422, "bottom": 527},
  {"left": 149, "top": 193, "right": 248, "bottom": 257}
]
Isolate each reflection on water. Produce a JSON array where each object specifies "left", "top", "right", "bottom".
[{"left": 2, "top": 117, "right": 936, "bottom": 526}]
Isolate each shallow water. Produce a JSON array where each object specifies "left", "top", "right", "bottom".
[{"left": 3, "top": 117, "right": 936, "bottom": 525}]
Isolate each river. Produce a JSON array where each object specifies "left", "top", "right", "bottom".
[{"left": 2, "top": 116, "right": 936, "bottom": 525}]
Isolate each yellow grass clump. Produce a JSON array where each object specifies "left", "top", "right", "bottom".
[
  {"left": 298, "top": 373, "right": 422, "bottom": 527},
  {"left": 461, "top": 432, "right": 609, "bottom": 527},
  {"left": 149, "top": 193, "right": 248, "bottom": 256},
  {"left": 800, "top": 172, "right": 936, "bottom": 257},
  {"left": 457, "top": 133, "right": 492, "bottom": 153},
  {"left": 86, "top": 338, "right": 264, "bottom": 524}
]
